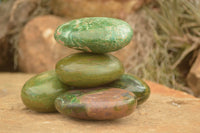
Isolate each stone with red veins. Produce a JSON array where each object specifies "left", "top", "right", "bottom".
[{"left": 55, "top": 88, "right": 137, "bottom": 120}]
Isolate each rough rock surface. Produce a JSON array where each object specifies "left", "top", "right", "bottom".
[
  {"left": 0, "top": 73, "right": 200, "bottom": 133},
  {"left": 17, "top": 15, "right": 77, "bottom": 73},
  {"left": 50, "top": 0, "right": 150, "bottom": 19},
  {"left": 187, "top": 53, "right": 200, "bottom": 96}
]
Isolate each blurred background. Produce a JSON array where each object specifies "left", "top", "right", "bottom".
[{"left": 0, "top": 0, "right": 199, "bottom": 97}]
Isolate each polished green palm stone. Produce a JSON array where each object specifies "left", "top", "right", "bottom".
[
  {"left": 21, "top": 70, "right": 70, "bottom": 112},
  {"left": 55, "top": 88, "right": 137, "bottom": 120},
  {"left": 55, "top": 52, "right": 124, "bottom": 88},
  {"left": 54, "top": 17, "right": 133, "bottom": 53},
  {"left": 107, "top": 74, "right": 150, "bottom": 105}
]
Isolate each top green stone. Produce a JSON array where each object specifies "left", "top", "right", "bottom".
[{"left": 54, "top": 17, "right": 133, "bottom": 53}]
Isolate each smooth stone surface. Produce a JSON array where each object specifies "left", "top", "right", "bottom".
[
  {"left": 107, "top": 74, "right": 150, "bottom": 105},
  {"left": 21, "top": 70, "right": 69, "bottom": 112},
  {"left": 55, "top": 88, "right": 137, "bottom": 120},
  {"left": 54, "top": 17, "right": 133, "bottom": 53},
  {"left": 55, "top": 53, "right": 124, "bottom": 88}
]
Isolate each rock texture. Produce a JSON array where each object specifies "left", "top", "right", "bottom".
[
  {"left": 187, "top": 53, "right": 200, "bottom": 97},
  {"left": 54, "top": 17, "right": 133, "bottom": 53},
  {"left": 50, "top": 0, "right": 151, "bottom": 19},
  {"left": 18, "top": 15, "right": 77, "bottom": 73},
  {"left": 0, "top": 73, "right": 200, "bottom": 133}
]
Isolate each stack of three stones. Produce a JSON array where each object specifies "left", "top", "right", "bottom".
[{"left": 21, "top": 17, "right": 150, "bottom": 120}]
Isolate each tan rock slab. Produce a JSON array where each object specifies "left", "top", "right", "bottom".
[{"left": 0, "top": 73, "right": 200, "bottom": 133}]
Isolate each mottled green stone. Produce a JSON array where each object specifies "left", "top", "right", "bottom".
[
  {"left": 107, "top": 74, "right": 150, "bottom": 105},
  {"left": 55, "top": 88, "right": 137, "bottom": 120},
  {"left": 21, "top": 70, "right": 70, "bottom": 113},
  {"left": 54, "top": 17, "right": 133, "bottom": 53},
  {"left": 55, "top": 52, "right": 124, "bottom": 88}
]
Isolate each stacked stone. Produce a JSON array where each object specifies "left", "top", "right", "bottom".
[{"left": 21, "top": 17, "right": 150, "bottom": 120}]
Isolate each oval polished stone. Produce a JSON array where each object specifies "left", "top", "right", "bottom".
[
  {"left": 21, "top": 70, "right": 70, "bottom": 112},
  {"left": 107, "top": 74, "right": 150, "bottom": 105},
  {"left": 55, "top": 88, "right": 137, "bottom": 120},
  {"left": 54, "top": 17, "right": 133, "bottom": 53},
  {"left": 55, "top": 53, "right": 124, "bottom": 88}
]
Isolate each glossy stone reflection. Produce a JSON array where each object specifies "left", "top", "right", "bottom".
[
  {"left": 55, "top": 88, "right": 137, "bottom": 120},
  {"left": 107, "top": 74, "right": 150, "bottom": 105},
  {"left": 54, "top": 17, "right": 133, "bottom": 53},
  {"left": 21, "top": 70, "right": 70, "bottom": 112},
  {"left": 55, "top": 52, "right": 124, "bottom": 88}
]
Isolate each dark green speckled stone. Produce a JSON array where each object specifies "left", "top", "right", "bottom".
[
  {"left": 107, "top": 74, "right": 150, "bottom": 105},
  {"left": 54, "top": 17, "right": 133, "bottom": 53},
  {"left": 55, "top": 52, "right": 124, "bottom": 88},
  {"left": 55, "top": 88, "right": 137, "bottom": 120},
  {"left": 21, "top": 70, "right": 70, "bottom": 113}
]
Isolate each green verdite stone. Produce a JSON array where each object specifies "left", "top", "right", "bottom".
[
  {"left": 107, "top": 74, "right": 150, "bottom": 105},
  {"left": 21, "top": 70, "right": 70, "bottom": 112},
  {"left": 55, "top": 52, "right": 124, "bottom": 88},
  {"left": 55, "top": 88, "right": 137, "bottom": 120},
  {"left": 54, "top": 17, "right": 133, "bottom": 53}
]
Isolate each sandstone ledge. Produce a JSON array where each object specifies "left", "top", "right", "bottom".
[{"left": 0, "top": 73, "right": 200, "bottom": 133}]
